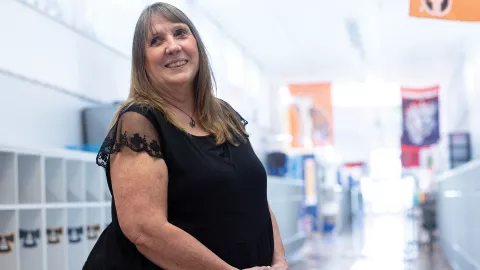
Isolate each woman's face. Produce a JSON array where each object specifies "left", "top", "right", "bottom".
[{"left": 145, "top": 15, "right": 199, "bottom": 90}]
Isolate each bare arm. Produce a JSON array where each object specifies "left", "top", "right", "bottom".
[
  {"left": 112, "top": 147, "right": 237, "bottom": 270},
  {"left": 110, "top": 112, "right": 236, "bottom": 270},
  {"left": 268, "top": 204, "right": 288, "bottom": 268}
]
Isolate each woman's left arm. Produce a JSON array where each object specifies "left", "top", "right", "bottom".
[{"left": 268, "top": 204, "right": 288, "bottom": 269}]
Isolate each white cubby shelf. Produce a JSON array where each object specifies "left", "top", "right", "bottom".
[{"left": 0, "top": 145, "right": 112, "bottom": 270}]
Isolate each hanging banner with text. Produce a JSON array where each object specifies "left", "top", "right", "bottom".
[
  {"left": 401, "top": 145, "right": 421, "bottom": 168},
  {"left": 401, "top": 85, "right": 440, "bottom": 168},
  {"left": 288, "top": 83, "right": 333, "bottom": 147},
  {"left": 410, "top": 0, "right": 480, "bottom": 22}
]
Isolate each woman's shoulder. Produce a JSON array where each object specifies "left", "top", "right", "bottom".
[
  {"left": 119, "top": 102, "right": 169, "bottom": 126},
  {"left": 96, "top": 102, "right": 163, "bottom": 168},
  {"left": 119, "top": 102, "right": 155, "bottom": 118}
]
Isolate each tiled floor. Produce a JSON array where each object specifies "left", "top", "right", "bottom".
[{"left": 289, "top": 214, "right": 452, "bottom": 270}]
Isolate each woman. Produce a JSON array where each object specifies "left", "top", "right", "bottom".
[{"left": 83, "top": 2, "right": 288, "bottom": 270}]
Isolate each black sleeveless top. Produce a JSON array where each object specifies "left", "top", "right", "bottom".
[{"left": 83, "top": 102, "right": 274, "bottom": 269}]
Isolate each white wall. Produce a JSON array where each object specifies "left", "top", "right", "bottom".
[
  {"left": 0, "top": 0, "right": 133, "bottom": 149},
  {"left": 0, "top": 0, "right": 131, "bottom": 103},
  {"left": 467, "top": 51, "right": 480, "bottom": 160},
  {"left": 433, "top": 50, "right": 480, "bottom": 171},
  {"left": 442, "top": 56, "right": 470, "bottom": 133},
  {"left": 437, "top": 160, "right": 480, "bottom": 270},
  {"left": 0, "top": 71, "right": 93, "bottom": 149}
]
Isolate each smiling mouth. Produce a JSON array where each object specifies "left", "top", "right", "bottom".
[{"left": 166, "top": 60, "right": 187, "bottom": 68}]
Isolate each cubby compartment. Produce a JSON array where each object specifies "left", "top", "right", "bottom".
[
  {"left": 0, "top": 152, "right": 16, "bottom": 205},
  {"left": 46, "top": 209, "right": 67, "bottom": 270},
  {"left": 66, "top": 160, "right": 85, "bottom": 202},
  {"left": 103, "top": 206, "right": 112, "bottom": 229},
  {"left": 45, "top": 158, "right": 66, "bottom": 203},
  {"left": 19, "top": 209, "right": 43, "bottom": 270},
  {"left": 18, "top": 154, "right": 42, "bottom": 204},
  {"left": 86, "top": 163, "right": 103, "bottom": 202},
  {"left": 102, "top": 174, "right": 112, "bottom": 202},
  {"left": 0, "top": 210, "right": 18, "bottom": 270},
  {"left": 67, "top": 208, "right": 85, "bottom": 270},
  {"left": 86, "top": 208, "right": 102, "bottom": 253}
]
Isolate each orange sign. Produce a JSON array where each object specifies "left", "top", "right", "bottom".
[
  {"left": 288, "top": 104, "right": 302, "bottom": 148},
  {"left": 288, "top": 83, "right": 333, "bottom": 147},
  {"left": 410, "top": 0, "right": 480, "bottom": 21}
]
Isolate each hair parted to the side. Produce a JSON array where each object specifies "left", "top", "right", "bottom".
[{"left": 110, "top": 2, "right": 247, "bottom": 145}]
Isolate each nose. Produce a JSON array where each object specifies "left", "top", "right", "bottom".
[{"left": 165, "top": 38, "right": 181, "bottom": 55}]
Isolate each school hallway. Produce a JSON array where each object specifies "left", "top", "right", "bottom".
[{"left": 289, "top": 213, "right": 452, "bottom": 270}]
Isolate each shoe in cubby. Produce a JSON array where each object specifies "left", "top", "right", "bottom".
[
  {"left": 46, "top": 209, "right": 67, "bottom": 270},
  {"left": 67, "top": 208, "right": 86, "bottom": 270},
  {"left": 19, "top": 209, "right": 43, "bottom": 270},
  {"left": 0, "top": 210, "right": 18, "bottom": 270},
  {"left": 86, "top": 208, "right": 102, "bottom": 253}
]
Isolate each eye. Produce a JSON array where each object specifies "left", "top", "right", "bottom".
[
  {"left": 150, "top": 36, "right": 163, "bottom": 46},
  {"left": 174, "top": 28, "right": 188, "bottom": 37}
]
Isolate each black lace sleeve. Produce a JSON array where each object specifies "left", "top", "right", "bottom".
[{"left": 96, "top": 107, "right": 163, "bottom": 169}]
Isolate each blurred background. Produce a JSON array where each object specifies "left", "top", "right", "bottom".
[{"left": 1, "top": 0, "right": 479, "bottom": 269}]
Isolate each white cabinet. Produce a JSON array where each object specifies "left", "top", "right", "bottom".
[{"left": 0, "top": 146, "right": 111, "bottom": 270}]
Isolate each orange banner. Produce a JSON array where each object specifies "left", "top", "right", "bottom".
[
  {"left": 288, "top": 104, "right": 301, "bottom": 147},
  {"left": 288, "top": 83, "right": 333, "bottom": 147},
  {"left": 410, "top": 0, "right": 480, "bottom": 21}
]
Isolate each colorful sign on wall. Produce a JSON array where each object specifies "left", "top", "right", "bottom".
[
  {"left": 401, "top": 85, "right": 440, "bottom": 168},
  {"left": 401, "top": 145, "right": 421, "bottom": 168},
  {"left": 288, "top": 104, "right": 302, "bottom": 147},
  {"left": 410, "top": 0, "right": 480, "bottom": 22},
  {"left": 288, "top": 83, "right": 333, "bottom": 147}
]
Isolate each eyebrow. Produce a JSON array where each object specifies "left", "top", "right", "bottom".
[{"left": 149, "top": 23, "right": 188, "bottom": 35}]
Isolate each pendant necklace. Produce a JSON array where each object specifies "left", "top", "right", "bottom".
[{"left": 168, "top": 103, "right": 196, "bottom": 128}]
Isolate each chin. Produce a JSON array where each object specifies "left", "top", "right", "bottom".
[
  {"left": 166, "top": 77, "right": 193, "bottom": 86},
  {"left": 166, "top": 73, "right": 195, "bottom": 85}
]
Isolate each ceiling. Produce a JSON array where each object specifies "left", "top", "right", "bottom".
[
  {"left": 192, "top": 0, "right": 480, "bottom": 163},
  {"left": 194, "top": 0, "right": 480, "bottom": 85}
]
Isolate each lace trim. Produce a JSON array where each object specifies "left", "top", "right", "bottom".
[{"left": 96, "top": 132, "right": 163, "bottom": 168}]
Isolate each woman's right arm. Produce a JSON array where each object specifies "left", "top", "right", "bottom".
[
  {"left": 106, "top": 110, "right": 234, "bottom": 270},
  {"left": 109, "top": 111, "right": 237, "bottom": 270},
  {"left": 111, "top": 147, "right": 239, "bottom": 270}
]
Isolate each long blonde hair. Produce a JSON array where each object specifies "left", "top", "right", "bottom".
[{"left": 111, "top": 2, "right": 247, "bottom": 145}]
